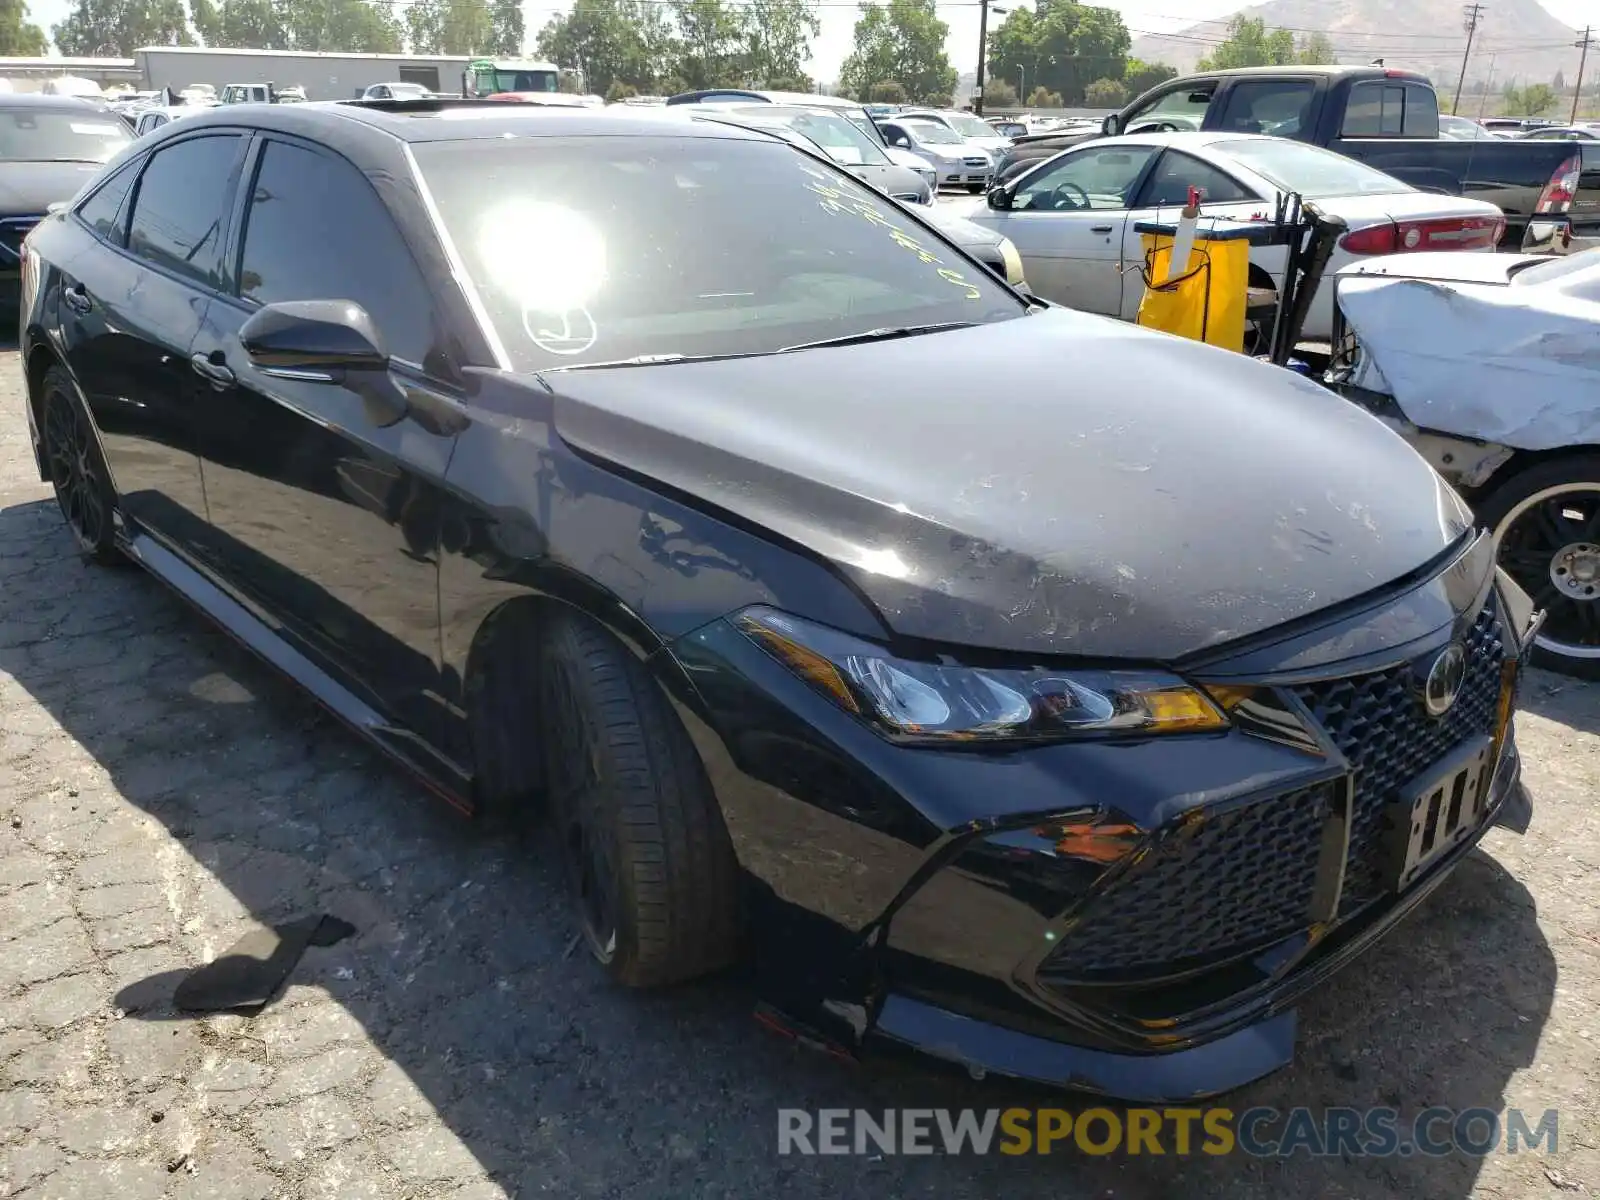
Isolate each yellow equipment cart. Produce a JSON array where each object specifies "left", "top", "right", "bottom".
[{"left": 1133, "top": 204, "right": 1347, "bottom": 366}]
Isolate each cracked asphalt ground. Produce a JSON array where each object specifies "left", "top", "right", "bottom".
[{"left": 1, "top": 350, "right": 1597, "bottom": 1200}]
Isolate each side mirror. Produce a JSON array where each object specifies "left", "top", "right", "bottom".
[
  {"left": 239, "top": 299, "right": 388, "bottom": 376},
  {"left": 987, "top": 182, "right": 1014, "bottom": 210},
  {"left": 239, "top": 300, "right": 408, "bottom": 426},
  {"left": 894, "top": 136, "right": 910, "bottom": 148},
  {"left": 1102, "top": 114, "right": 1120, "bottom": 136}
]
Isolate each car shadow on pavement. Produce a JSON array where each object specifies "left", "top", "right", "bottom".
[
  {"left": 0, "top": 493, "right": 1559, "bottom": 1200},
  {"left": 1519, "top": 669, "right": 1600, "bottom": 738}
]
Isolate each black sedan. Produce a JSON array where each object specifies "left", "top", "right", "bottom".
[
  {"left": 20, "top": 98, "right": 1539, "bottom": 1101},
  {"left": 0, "top": 93, "right": 133, "bottom": 312}
]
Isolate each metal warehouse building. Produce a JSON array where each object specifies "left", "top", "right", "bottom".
[{"left": 135, "top": 46, "right": 481, "bottom": 101}]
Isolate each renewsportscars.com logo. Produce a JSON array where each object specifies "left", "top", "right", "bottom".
[{"left": 776, "top": 1107, "right": 1561, "bottom": 1158}]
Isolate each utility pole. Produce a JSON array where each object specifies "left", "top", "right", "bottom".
[
  {"left": 974, "top": 0, "right": 992, "bottom": 115},
  {"left": 1574, "top": 27, "right": 1594, "bottom": 124},
  {"left": 1454, "top": 3, "right": 1486, "bottom": 115},
  {"left": 1478, "top": 54, "right": 1497, "bottom": 117}
]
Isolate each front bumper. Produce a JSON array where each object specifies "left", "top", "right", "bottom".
[
  {"left": 873, "top": 735, "right": 1521, "bottom": 1101},
  {"left": 671, "top": 540, "right": 1536, "bottom": 1101},
  {"left": 934, "top": 162, "right": 992, "bottom": 187}
]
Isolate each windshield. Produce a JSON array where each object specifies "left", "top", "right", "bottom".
[
  {"left": 755, "top": 109, "right": 888, "bottom": 165},
  {"left": 0, "top": 109, "right": 131, "bottom": 163},
  {"left": 946, "top": 114, "right": 997, "bottom": 138},
  {"left": 1212, "top": 138, "right": 1411, "bottom": 197},
  {"left": 490, "top": 69, "right": 558, "bottom": 93},
  {"left": 905, "top": 120, "right": 963, "bottom": 145},
  {"left": 413, "top": 136, "right": 1020, "bottom": 373}
]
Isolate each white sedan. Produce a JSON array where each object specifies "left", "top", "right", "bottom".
[{"left": 954, "top": 131, "right": 1507, "bottom": 341}]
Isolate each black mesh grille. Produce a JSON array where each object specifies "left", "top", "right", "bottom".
[
  {"left": 1041, "top": 782, "right": 1333, "bottom": 979},
  {"left": 1292, "top": 598, "right": 1506, "bottom": 914},
  {"left": 1037, "top": 596, "right": 1506, "bottom": 984}
]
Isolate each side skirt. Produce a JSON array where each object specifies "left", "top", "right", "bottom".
[{"left": 122, "top": 531, "right": 476, "bottom": 814}]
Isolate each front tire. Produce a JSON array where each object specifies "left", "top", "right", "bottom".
[
  {"left": 967, "top": 182, "right": 987, "bottom": 194},
  {"left": 41, "top": 366, "right": 119, "bottom": 565},
  {"left": 1478, "top": 455, "right": 1600, "bottom": 679},
  {"left": 539, "top": 610, "right": 741, "bottom": 987}
]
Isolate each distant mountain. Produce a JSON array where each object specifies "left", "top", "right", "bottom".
[{"left": 1130, "top": 0, "right": 1586, "bottom": 94}]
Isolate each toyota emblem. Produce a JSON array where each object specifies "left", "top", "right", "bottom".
[{"left": 1422, "top": 644, "right": 1467, "bottom": 717}]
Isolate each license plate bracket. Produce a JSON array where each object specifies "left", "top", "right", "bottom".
[{"left": 1384, "top": 735, "right": 1494, "bottom": 892}]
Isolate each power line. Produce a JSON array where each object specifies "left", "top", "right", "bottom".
[{"left": 1453, "top": 3, "right": 1485, "bottom": 114}]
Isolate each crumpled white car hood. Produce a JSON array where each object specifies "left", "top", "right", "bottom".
[{"left": 1336, "top": 252, "right": 1600, "bottom": 451}]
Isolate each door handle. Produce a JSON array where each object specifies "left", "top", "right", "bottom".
[
  {"left": 190, "top": 352, "right": 235, "bottom": 388},
  {"left": 1090, "top": 224, "right": 1115, "bottom": 233},
  {"left": 62, "top": 283, "right": 92, "bottom": 315}
]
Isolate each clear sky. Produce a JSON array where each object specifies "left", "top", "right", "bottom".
[{"left": 26, "top": 0, "right": 1596, "bottom": 86}]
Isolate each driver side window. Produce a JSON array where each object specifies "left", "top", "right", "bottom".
[
  {"left": 1124, "top": 85, "right": 1216, "bottom": 134},
  {"left": 1015, "top": 146, "right": 1159, "bottom": 212}
]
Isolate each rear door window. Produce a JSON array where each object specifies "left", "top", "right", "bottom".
[
  {"left": 1343, "top": 82, "right": 1440, "bottom": 137},
  {"left": 76, "top": 156, "right": 140, "bottom": 245},
  {"left": 1135, "top": 151, "right": 1257, "bottom": 207}
]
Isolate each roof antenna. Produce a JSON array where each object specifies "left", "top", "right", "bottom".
[{"left": 1371, "top": 58, "right": 1384, "bottom": 66}]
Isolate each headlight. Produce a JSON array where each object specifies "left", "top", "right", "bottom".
[
  {"left": 736, "top": 607, "right": 1227, "bottom": 745},
  {"left": 997, "top": 235, "right": 1025, "bottom": 286}
]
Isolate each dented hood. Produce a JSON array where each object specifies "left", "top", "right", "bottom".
[{"left": 548, "top": 309, "right": 1472, "bottom": 660}]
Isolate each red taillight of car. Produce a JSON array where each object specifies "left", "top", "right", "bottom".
[
  {"left": 1339, "top": 223, "right": 1399, "bottom": 254},
  {"left": 1339, "top": 214, "right": 1506, "bottom": 255},
  {"left": 1535, "top": 152, "right": 1583, "bottom": 213}
]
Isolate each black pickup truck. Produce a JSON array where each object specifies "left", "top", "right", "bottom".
[{"left": 995, "top": 66, "right": 1597, "bottom": 252}]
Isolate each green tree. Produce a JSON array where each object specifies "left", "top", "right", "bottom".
[
  {"left": 1123, "top": 57, "right": 1176, "bottom": 99},
  {"left": 987, "top": 0, "right": 1130, "bottom": 106},
  {"left": 406, "top": 0, "right": 490, "bottom": 54},
  {"left": 53, "top": 0, "right": 191, "bottom": 54},
  {"left": 285, "top": 0, "right": 401, "bottom": 52},
  {"left": 1503, "top": 82, "right": 1557, "bottom": 116},
  {"left": 1297, "top": 32, "right": 1335, "bottom": 65},
  {"left": 188, "top": 0, "right": 219, "bottom": 42},
  {"left": 741, "top": 0, "right": 818, "bottom": 90},
  {"left": 839, "top": 0, "right": 955, "bottom": 107},
  {"left": 211, "top": 0, "right": 284, "bottom": 47},
  {"left": 0, "top": 0, "right": 47, "bottom": 53},
  {"left": 982, "top": 78, "right": 1017, "bottom": 107},
  {"left": 488, "top": 0, "right": 523, "bottom": 55},
  {"left": 670, "top": 0, "right": 743, "bottom": 87},
  {"left": 866, "top": 78, "right": 905, "bottom": 103},
  {"left": 1195, "top": 16, "right": 1296, "bottom": 70},
  {"left": 1084, "top": 76, "right": 1125, "bottom": 106},
  {"left": 604, "top": 78, "right": 636, "bottom": 101},
  {"left": 536, "top": 0, "right": 675, "bottom": 93}
]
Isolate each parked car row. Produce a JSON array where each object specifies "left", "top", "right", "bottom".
[{"left": 993, "top": 66, "right": 1599, "bottom": 255}]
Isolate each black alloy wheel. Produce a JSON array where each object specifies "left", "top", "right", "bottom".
[
  {"left": 535, "top": 610, "right": 742, "bottom": 987},
  {"left": 1481, "top": 458, "right": 1600, "bottom": 679},
  {"left": 41, "top": 368, "right": 119, "bottom": 564}
]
